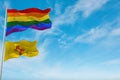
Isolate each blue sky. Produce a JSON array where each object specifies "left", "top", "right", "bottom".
[{"left": 0, "top": 0, "right": 120, "bottom": 80}]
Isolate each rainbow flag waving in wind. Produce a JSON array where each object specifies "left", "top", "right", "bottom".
[{"left": 6, "top": 8, "right": 52, "bottom": 36}]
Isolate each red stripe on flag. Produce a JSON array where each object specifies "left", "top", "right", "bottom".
[{"left": 7, "top": 8, "right": 51, "bottom": 13}]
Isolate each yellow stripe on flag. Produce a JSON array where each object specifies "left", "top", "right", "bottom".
[{"left": 7, "top": 15, "right": 49, "bottom": 22}]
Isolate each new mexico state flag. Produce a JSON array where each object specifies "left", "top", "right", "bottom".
[{"left": 4, "top": 40, "right": 38, "bottom": 61}]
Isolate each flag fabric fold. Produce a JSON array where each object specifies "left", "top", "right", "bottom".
[
  {"left": 6, "top": 8, "right": 52, "bottom": 36},
  {"left": 4, "top": 40, "right": 38, "bottom": 61}
]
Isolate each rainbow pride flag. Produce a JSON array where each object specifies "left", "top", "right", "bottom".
[{"left": 6, "top": 8, "right": 52, "bottom": 36}]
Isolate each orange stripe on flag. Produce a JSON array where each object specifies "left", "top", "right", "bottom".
[{"left": 7, "top": 12, "right": 48, "bottom": 18}]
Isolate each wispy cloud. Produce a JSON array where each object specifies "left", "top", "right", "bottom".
[
  {"left": 102, "top": 59, "right": 120, "bottom": 65},
  {"left": 73, "top": 17, "right": 120, "bottom": 68},
  {"left": 57, "top": 33, "right": 75, "bottom": 48},
  {"left": 54, "top": 3, "right": 61, "bottom": 15},
  {"left": 75, "top": 27, "right": 108, "bottom": 43},
  {"left": 4, "top": 1, "right": 11, "bottom": 9},
  {"left": 110, "top": 27, "right": 120, "bottom": 36},
  {"left": 75, "top": 17, "right": 120, "bottom": 44},
  {"left": 72, "top": 0, "right": 108, "bottom": 17},
  {"left": 53, "top": 0, "right": 108, "bottom": 28}
]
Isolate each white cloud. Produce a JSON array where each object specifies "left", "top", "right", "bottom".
[
  {"left": 102, "top": 59, "right": 120, "bottom": 65},
  {"left": 54, "top": 3, "right": 61, "bottom": 15},
  {"left": 75, "top": 27, "right": 109, "bottom": 43},
  {"left": 0, "top": 1, "right": 11, "bottom": 12},
  {"left": 4, "top": 1, "right": 11, "bottom": 9},
  {"left": 57, "top": 33, "right": 75, "bottom": 48},
  {"left": 53, "top": 0, "right": 108, "bottom": 28},
  {"left": 75, "top": 17, "right": 120, "bottom": 44},
  {"left": 75, "top": 0, "right": 108, "bottom": 17},
  {"left": 21, "top": 65, "right": 120, "bottom": 80},
  {"left": 36, "top": 38, "right": 50, "bottom": 61},
  {"left": 110, "top": 28, "right": 120, "bottom": 36}
]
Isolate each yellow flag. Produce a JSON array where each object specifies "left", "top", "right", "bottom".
[{"left": 4, "top": 40, "right": 38, "bottom": 61}]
